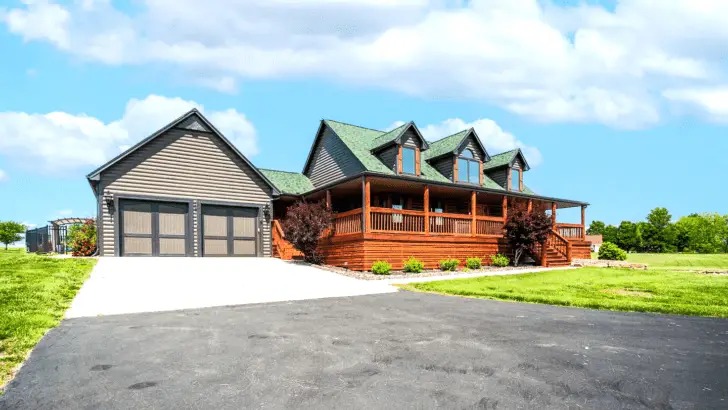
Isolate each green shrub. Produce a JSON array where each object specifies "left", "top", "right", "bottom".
[
  {"left": 465, "top": 257, "right": 482, "bottom": 269},
  {"left": 598, "top": 242, "right": 628, "bottom": 261},
  {"left": 403, "top": 257, "right": 425, "bottom": 273},
  {"left": 439, "top": 258, "right": 459, "bottom": 271},
  {"left": 491, "top": 253, "right": 510, "bottom": 267},
  {"left": 371, "top": 260, "right": 392, "bottom": 275},
  {"left": 68, "top": 220, "right": 97, "bottom": 256}
]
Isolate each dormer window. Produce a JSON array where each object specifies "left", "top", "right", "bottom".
[
  {"left": 402, "top": 147, "right": 416, "bottom": 174},
  {"left": 511, "top": 168, "right": 521, "bottom": 191},
  {"left": 457, "top": 149, "right": 480, "bottom": 184}
]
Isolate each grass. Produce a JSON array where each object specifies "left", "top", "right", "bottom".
[
  {"left": 590, "top": 252, "right": 728, "bottom": 269},
  {"left": 0, "top": 249, "right": 96, "bottom": 391},
  {"left": 406, "top": 266, "right": 728, "bottom": 318}
]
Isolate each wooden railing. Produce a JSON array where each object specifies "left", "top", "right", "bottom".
[
  {"left": 547, "top": 230, "right": 571, "bottom": 260},
  {"left": 556, "top": 223, "right": 584, "bottom": 239},
  {"left": 370, "top": 207, "right": 425, "bottom": 233},
  {"left": 333, "top": 209, "right": 363, "bottom": 235},
  {"left": 475, "top": 216, "right": 504, "bottom": 236},
  {"left": 428, "top": 212, "right": 472, "bottom": 235},
  {"left": 272, "top": 220, "right": 304, "bottom": 260}
]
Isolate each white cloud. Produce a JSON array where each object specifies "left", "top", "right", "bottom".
[
  {"left": 0, "top": 95, "right": 259, "bottom": 173},
  {"left": 0, "top": 168, "right": 7, "bottom": 182},
  {"left": 663, "top": 87, "right": 728, "bottom": 123},
  {"left": 3, "top": 1, "right": 728, "bottom": 127},
  {"left": 418, "top": 118, "right": 542, "bottom": 166}
]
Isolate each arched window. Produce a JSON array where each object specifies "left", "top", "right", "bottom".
[{"left": 461, "top": 149, "right": 474, "bottom": 158}]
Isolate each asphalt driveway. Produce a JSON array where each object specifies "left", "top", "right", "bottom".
[{"left": 3, "top": 292, "right": 727, "bottom": 409}]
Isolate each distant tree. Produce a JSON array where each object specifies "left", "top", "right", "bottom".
[
  {"left": 616, "top": 221, "right": 641, "bottom": 252},
  {"left": 602, "top": 224, "right": 619, "bottom": 245},
  {"left": 675, "top": 213, "right": 727, "bottom": 253},
  {"left": 0, "top": 221, "right": 26, "bottom": 250},
  {"left": 281, "top": 201, "right": 333, "bottom": 264},
  {"left": 641, "top": 207, "right": 677, "bottom": 253},
  {"left": 504, "top": 205, "right": 553, "bottom": 266},
  {"left": 586, "top": 220, "right": 606, "bottom": 236}
]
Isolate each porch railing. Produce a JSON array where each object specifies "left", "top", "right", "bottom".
[
  {"left": 371, "top": 207, "right": 425, "bottom": 233},
  {"left": 547, "top": 230, "right": 571, "bottom": 259},
  {"left": 556, "top": 223, "right": 583, "bottom": 240},
  {"left": 475, "top": 216, "right": 504, "bottom": 235},
  {"left": 333, "top": 208, "right": 363, "bottom": 235}
]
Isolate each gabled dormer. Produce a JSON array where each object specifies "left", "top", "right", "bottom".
[
  {"left": 423, "top": 128, "right": 489, "bottom": 185},
  {"left": 482, "top": 148, "right": 530, "bottom": 192},
  {"left": 370, "top": 122, "right": 429, "bottom": 176}
]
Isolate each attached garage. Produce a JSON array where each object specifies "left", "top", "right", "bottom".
[
  {"left": 87, "top": 109, "right": 279, "bottom": 257},
  {"left": 119, "top": 199, "right": 191, "bottom": 257},
  {"left": 201, "top": 205, "right": 260, "bottom": 257}
]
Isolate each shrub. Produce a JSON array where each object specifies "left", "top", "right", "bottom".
[
  {"left": 491, "top": 253, "right": 510, "bottom": 267},
  {"left": 598, "top": 242, "right": 628, "bottom": 261},
  {"left": 504, "top": 204, "right": 553, "bottom": 266},
  {"left": 465, "top": 257, "right": 482, "bottom": 269},
  {"left": 68, "top": 220, "right": 97, "bottom": 256},
  {"left": 371, "top": 260, "right": 392, "bottom": 275},
  {"left": 439, "top": 258, "right": 459, "bottom": 271},
  {"left": 403, "top": 257, "right": 425, "bottom": 273},
  {"left": 281, "top": 200, "right": 333, "bottom": 264}
]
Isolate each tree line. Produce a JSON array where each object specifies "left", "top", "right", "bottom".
[{"left": 587, "top": 208, "right": 728, "bottom": 253}]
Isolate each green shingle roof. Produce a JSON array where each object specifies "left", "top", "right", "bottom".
[
  {"left": 422, "top": 129, "right": 469, "bottom": 160},
  {"left": 482, "top": 174, "right": 505, "bottom": 190},
  {"left": 369, "top": 122, "right": 409, "bottom": 150},
  {"left": 482, "top": 149, "right": 519, "bottom": 171},
  {"left": 324, "top": 120, "right": 450, "bottom": 183},
  {"left": 259, "top": 169, "right": 314, "bottom": 195}
]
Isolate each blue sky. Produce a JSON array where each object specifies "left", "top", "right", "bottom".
[{"left": 1, "top": 0, "right": 727, "bottom": 230}]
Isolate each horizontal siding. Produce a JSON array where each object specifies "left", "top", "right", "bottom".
[
  {"left": 401, "top": 129, "right": 421, "bottom": 149},
  {"left": 377, "top": 145, "right": 397, "bottom": 172},
  {"left": 459, "top": 136, "right": 485, "bottom": 161},
  {"left": 487, "top": 168, "right": 508, "bottom": 189},
  {"left": 306, "top": 126, "right": 364, "bottom": 187},
  {"left": 432, "top": 156, "right": 454, "bottom": 181},
  {"left": 98, "top": 127, "right": 273, "bottom": 257}
]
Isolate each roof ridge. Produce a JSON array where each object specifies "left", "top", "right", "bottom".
[
  {"left": 428, "top": 128, "right": 468, "bottom": 144},
  {"left": 258, "top": 168, "right": 302, "bottom": 174},
  {"left": 324, "top": 119, "right": 385, "bottom": 134},
  {"left": 490, "top": 148, "right": 520, "bottom": 157}
]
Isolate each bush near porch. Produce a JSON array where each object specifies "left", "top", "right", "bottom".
[
  {"left": 405, "top": 256, "right": 728, "bottom": 317},
  {"left": 0, "top": 249, "right": 96, "bottom": 391}
]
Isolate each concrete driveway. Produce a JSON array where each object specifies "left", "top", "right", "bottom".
[
  {"left": 66, "top": 257, "right": 395, "bottom": 317},
  {"left": 4, "top": 292, "right": 727, "bottom": 409}
]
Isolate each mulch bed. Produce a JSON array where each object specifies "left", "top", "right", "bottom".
[{"left": 287, "top": 261, "right": 534, "bottom": 281}]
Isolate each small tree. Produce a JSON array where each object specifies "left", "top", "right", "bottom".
[
  {"left": 68, "top": 220, "right": 97, "bottom": 256},
  {"left": 0, "top": 221, "right": 26, "bottom": 250},
  {"left": 504, "top": 205, "right": 552, "bottom": 266},
  {"left": 281, "top": 201, "right": 333, "bottom": 264}
]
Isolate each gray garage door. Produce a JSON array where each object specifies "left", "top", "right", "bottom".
[
  {"left": 201, "top": 205, "right": 258, "bottom": 257},
  {"left": 119, "top": 199, "right": 190, "bottom": 257}
]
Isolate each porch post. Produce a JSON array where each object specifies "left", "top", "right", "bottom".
[
  {"left": 502, "top": 196, "right": 508, "bottom": 225},
  {"left": 424, "top": 185, "right": 430, "bottom": 235},
  {"left": 363, "top": 177, "right": 371, "bottom": 233},
  {"left": 581, "top": 205, "right": 586, "bottom": 240},
  {"left": 471, "top": 191, "right": 477, "bottom": 236},
  {"left": 325, "top": 189, "right": 331, "bottom": 210},
  {"left": 527, "top": 199, "right": 533, "bottom": 213},
  {"left": 551, "top": 202, "right": 557, "bottom": 228}
]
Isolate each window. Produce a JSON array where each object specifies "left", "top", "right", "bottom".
[
  {"left": 457, "top": 152, "right": 480, "bottom": 184},
  {"left": 402, "top": 147, "right": 415, "bottom": 174},
  {"left": 511, "top": 168, "right": 521, "bottom": 191}
]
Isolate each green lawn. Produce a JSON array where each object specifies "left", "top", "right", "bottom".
[
  {"left": 626, "top": 253, "right": 728, "bottom": 269},
  {"left": 0, "top": 249, "right": 96, "bottom": 391},
  {"left": 406, "top": 267, "right": 728, "bottom": 318}
]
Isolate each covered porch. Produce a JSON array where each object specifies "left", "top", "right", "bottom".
[{"left": 273, "top": 175, "right": 589, "bottom": 270}]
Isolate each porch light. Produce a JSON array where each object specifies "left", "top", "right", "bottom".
[
  {"left": 263, "top": 204, "right": 271, "bottom": 221},
  {"left": 104, "top": 195, "right": 115, "bottom": 214}
]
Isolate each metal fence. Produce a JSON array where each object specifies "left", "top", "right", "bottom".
[{"left": 26, "top": 225, "right": 69, "bottom": 254}]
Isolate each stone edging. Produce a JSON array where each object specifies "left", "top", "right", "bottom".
[{"left": 572, "top": 259, "right": 648, "bottom": 270}]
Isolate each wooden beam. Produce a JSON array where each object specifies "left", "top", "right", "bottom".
[
  {"left": 325, "top": 189, "right": 331, "bottom": 210},
  {"left": 519, "top": 169, "right": 523, "bottom": 191},
  {"left": 502, "top": 196, "right": 508, "bottom": 225},
  {"left": 415, "top": 147, "right": 421, "bottom": 176},
  {"left": 527, "top": 199, "right": 533, "bottom": 213},
  {"left": 397, "top": 145, "right": 403, "bottom": 174},
  {"left": 581, "top": 205, "right": 586, "bottom": 240},
  {"left": 507, "top": 167, "right": 512, "bottom": 191},
  {"left": 479, "top": 161, "right": 483, "bottom": 185},
  {"left": 551, "top": 202, "right": 557, "bottom": 227},
  {"left": 471, "top": 191, "right": 477, "bottom": 236},
  {"left": 424, "top": 185, "right": 430, "bottom": 235},
  {"left": 363, "top": 177, "right": 371, "bottom": 232},
  {"left": 453, "top": 156, "right": 458, "bottom": 182}
]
